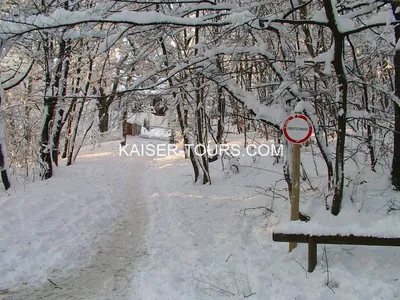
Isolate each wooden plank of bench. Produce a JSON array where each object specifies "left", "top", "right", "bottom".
[
  {"left": 273, "top": 233, "right": 308, "bottom": 243},
  {"left": 314, "top": 235, "right": 400, "bottom": 246},
  {"left": 273, "top": 232, "right": 400, "bottom": 246}
]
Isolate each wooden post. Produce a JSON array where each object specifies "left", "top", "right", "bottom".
[
  {"left": 169, "top": 129, "right": 175, "bottom": 144},
  {"left": 289, "top": 143, "right": 301, "bottom": 252},
  {"left": 308, "top": 236, "right": 317, "bottom": 272}
]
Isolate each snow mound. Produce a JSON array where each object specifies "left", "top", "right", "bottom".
[{"left": 140, "top": 127, "right": 171, "bottom": 141}]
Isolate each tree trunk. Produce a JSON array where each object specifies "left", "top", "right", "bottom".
[
  {"left": 40, "top": 96, "right": 57, "bottom": 179},
  {"left": 216, "top": 56, "right": 225, "bottom": 145},
  {"left": 96, "top": 52, "right": 124, "bottom": 134},
  {"left": 120, "top": 103, "right": 128, "bottom": 146},
  {"left": 324, "top": 0, "right": 348, "bottom": 216},
  {"left": 194, "top": 19, "right": 210, "bottom": 185},
  {"left": 197, "top": 87, "right": 210, "bottom": 185},
  {"left": 62, "top": 113, "right": 73, "bottom": 159},
  {"left": 67, "top": 55, "right": 94, "bottom": 165},
  {"left": 24, "top": 77, "right": 32, "bottom": 178},
  {"left": 98, "top": 97, "right": 110, "bottom": 133},
  {"left": 39, "top": 35, "right": 65, "bottom": 179},
  {"left": 67, "top": 100, "right": 84, "bottom": 166},
  {"left": 391, "top": 3, "right": 400, "bottom": 189},
  {"left": 62, "top": 55, "right": 82, "bottom": 159},
  {"left": 51, "top": 40, "right": 71, "bottom": 166},
  {"left": 0, "top": 88, "right": 10, "bottom": 190},
  {"left": 177, "top": 101, "right": 199, "bottom": 181},
  {"left": 216, "top": 86, "right": 225, "bottom": 144}
]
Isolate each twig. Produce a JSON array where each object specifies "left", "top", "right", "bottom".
[
  {"left": 323, "top": 247, "right": 335, "bottom": 294},
  {"left": 47, "top": 278, "right": 62, "bottom": 289},
  {"left": 244, "top": 260, "right": 254, "bottom": 297},
  {"left": 340, "top": 245, "right": 356, "bottom": 256},
  {"left": 244, "top": 292, "right": 256, "bottom": 298},
  {"left": 292, "top": 258, "right": 308, "bottom": 278},
  {"left": 191, "top": 273, "right": 235, "bottom": 296},
  {"left": 231, "top": 268, "right": 240, "bottom": 295},
  {"left": 239, "top": 206, "right": 274, "bottom": 216}
]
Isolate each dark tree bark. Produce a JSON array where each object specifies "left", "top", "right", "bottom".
[
  {"left": 97, "top": 97, "right": 110, "bottom": 133},
  {"left": 62, "top": 56, "right": 82, "bottom": 159},
  {"left": 195, "top": 82, "right": 210, "bottom": 184},
  {"left": 0, "top": 90, "right": 10, "bottom": 190},
  {"left": 324, "top": 0, "right": 347, "bottom": 215},
  {"left": 40, "top": 96, "right": 57, "bottom": 179},
  {"left": 67, "top": 55, "right": 94, "bottom": 166},
  {"left": 62, "top": 113, "right": 73, "bottom": 159},
  {"left": 40, "top": 34, "right": 65, "bottom": 179},
  {"left": 97, "top": 85, "right": 113, "bottom": 133},
  {"left": 51, "top": 39, "right": 71, "bottom": 166},
  {"left": 216, "top": 86, "right": 225, "bottom": 144},
  {"left": 177, "top": 101, "right": 199, "bottom": 182},
  {"left": 67, "top": 100, "right": 85, "bottom": 166},
  {"left": 96, "top": 53, "right": 126, "bottom": 133},
  {"left": 120, "top": 104, "right": 128, "bottom": 146},
  {"left": 194, "top": 19, "right": 210, "bottom": 185},
  {"left": 391, "top": 2, "right": 400, "bottom": 189},
  {"left": 216, "top": 56, "right": 225, "bottom": 145}
]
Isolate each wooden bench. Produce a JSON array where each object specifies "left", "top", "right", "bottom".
[{"left": 272, "top": 232, "right": 400, "bottom": 272}]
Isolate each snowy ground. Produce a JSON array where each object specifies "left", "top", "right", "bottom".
[
  {"left": 0, "top": 137, "right": 151, "bottom": 299},
  {"left": 2, "top": 134, "right": 400, "bottom": 299},
  {"left": 133, "top": 135, "right": 400, "bottom": 299}
]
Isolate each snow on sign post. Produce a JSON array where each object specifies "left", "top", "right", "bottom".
[{"left": 283, "top": 114, "right": 313, "bottom": 252}]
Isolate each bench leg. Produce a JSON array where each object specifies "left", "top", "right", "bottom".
[{"left": 308, "top": 236, "right": 317, "bottom": 272}]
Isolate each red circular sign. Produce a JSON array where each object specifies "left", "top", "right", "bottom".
[{"left": 283, "top": 114, "right": 313, "bottom": 144}]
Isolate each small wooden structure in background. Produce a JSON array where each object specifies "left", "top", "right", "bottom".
[{"left": 126, "top": 123, "right": 141, "bottom": 136}]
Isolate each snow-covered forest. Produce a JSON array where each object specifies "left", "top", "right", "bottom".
[{"left": 1, "top": 0, "right": 400, "bottom": 299}]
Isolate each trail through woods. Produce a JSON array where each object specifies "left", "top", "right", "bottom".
[
  {"left": 1, "top": 138, "right": 150, "bottom": 300},
  {"left": 2, "top": 136, "right": 400, "bottom": 299}
]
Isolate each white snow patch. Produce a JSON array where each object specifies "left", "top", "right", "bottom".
[
  {"left": 314, "top": 46, "right": 334, "bottom": 75},
  {"left": 337, "top": 16, "right": 356, "bottom": 33},
  {"left": 347, "top": 110, "right": 371, "bottom": 119},
  {"left": 366, "top": 9, "right": 395, "bottom": 27},
  {"left": 311, "top": 8, "right": 328, "bottom": 23},
  {"left": 225, "top": 10, "right": 255, "bottom": 26},
  {"left": 0, "top": 139, "right": 145, "bottom": 290}
]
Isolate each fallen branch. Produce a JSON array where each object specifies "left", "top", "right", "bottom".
[
  {"left": 239, "top": 206, "right": 274, "bottom": 217},
  {"left": 191, "top": 273, "right": 235, "bottom": 296},
  {"left": 47, "top": 278, "right": 62, "bottom": 289},
  {"left": 244, "top": 292, "right": 256, "bottom": 298}
]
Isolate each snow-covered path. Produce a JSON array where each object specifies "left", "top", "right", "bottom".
[
  {"left": 3, "top": 136, "right": 400, "bottom": 300},
  {"left": 1, "top": 137, "right": 151, "bottom": 300}
]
